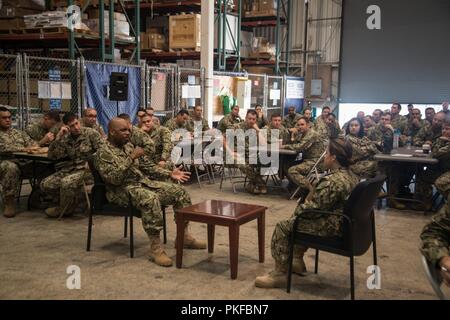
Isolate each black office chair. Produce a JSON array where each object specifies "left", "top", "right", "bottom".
[
  {"left": 421, "top": 254, "right": 448, "bottom": 300},
  {"left": 286, "top": 174, "right": 386, "bottom": 299},
  {"left": 86, "top": 162, "right": 167, "bottom": 258}
]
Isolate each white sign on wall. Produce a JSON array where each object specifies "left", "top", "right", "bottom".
[{"left": 285, "top": 79, "right": 304, "bottom": 99}]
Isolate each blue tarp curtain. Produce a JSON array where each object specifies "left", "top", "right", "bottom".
[{"left": 84, "top": 62, "right": 141, "bottom": 132}]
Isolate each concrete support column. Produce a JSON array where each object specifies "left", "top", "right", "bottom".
[{"left": 201, "top": 0, "right": 215, "bottom": 126}]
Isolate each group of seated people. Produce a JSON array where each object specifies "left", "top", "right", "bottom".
[
  {"left": 226, "top": 102, "right": 450, "bottom": 213},
  {"left": 0, "top": 101, "right": 449, "bottom": 291}
]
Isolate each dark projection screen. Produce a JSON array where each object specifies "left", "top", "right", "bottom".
[{"left": 339, "top": 0, "right": 450, "bottom": 104}]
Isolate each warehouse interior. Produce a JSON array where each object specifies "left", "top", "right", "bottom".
[{"left": 0, "top": 0, "right": 449, "bottom": 301}]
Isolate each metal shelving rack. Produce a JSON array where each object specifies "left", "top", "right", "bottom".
[
  {"left": 240, "top": 0, "right": 293, "bottom": 75},
  {"left": 125, "top": 0, "right": 201, "bottom": 63},
  {"left": 0, "top": 0, "right": 140, "bottom": 64},
  {"left": 215, "top": 0, "right": 242, "bottom": 72},
  {"left": 70, "top": 0, "right": 140, "bottom": 63},
  {"left": 122, "top": 0, "right": 294, "bottom": 74}
]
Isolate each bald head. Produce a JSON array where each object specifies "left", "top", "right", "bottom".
[{"left": 108, "top": 117, "right": 130, "bottom": 146}]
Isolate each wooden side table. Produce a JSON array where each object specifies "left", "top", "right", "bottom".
[{"left": 175, "top": 200, "right": 266, "bottom": 279}]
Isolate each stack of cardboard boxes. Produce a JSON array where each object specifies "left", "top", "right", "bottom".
[
  {"left": 0, "top": 0, "right": 45, "bottom": 31},
  {"left": 249, "top": 36, "right": 275, "bottom": 59},
  {"left": 244, "top": 0, "right": 278, "bottom": 17},
  {"left": 140, "top": 27, "right": 167, "bottom": 51},
  {"left": 169, "top": 14, "right": 201, "bottom": 51},
  {"left": 83, "top": 9, "right": 131, "bottom": 39}
]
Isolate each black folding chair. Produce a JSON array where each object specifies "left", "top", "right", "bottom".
[
  {"left": 86, "top": 162, "right": 167, "bottom": 258},
  {"left": 286, "top": 174, "right": 386, "bottom": 299},
  {"left": 421, "top": 254, "right": 448, "bottom": 300}
]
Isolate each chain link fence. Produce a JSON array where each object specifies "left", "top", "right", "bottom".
[
  {"left": 178, "top": 67, "right": 205, "bottom": 112},
  {"left": 2, "top": 52, "right": 284, "bottom": 130},
  {"left": 146, "top": 65, "right": 177, "bottom": 124},
  {"left": 0, "top": 54, "right": 23, "bottom": 129},
  {"left": 23, "top": 55, "right": 81, "bottom": 127},
  {"left": 266, "top": 75, "right": 285, "bottom": 119}
]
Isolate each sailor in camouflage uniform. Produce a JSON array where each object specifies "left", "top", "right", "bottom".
[
  {"left": 255, "top": 138, "right": 359, "bottom": 288},
  {"left": 313, "top": 106, "right": 331, "bottom": 137},
  {"left": 263, "top": 113, "right": 291, "bottom": 146},
  {"left": 0, "top": 106, "right": 39, "bottom": 217},
  {"left": 188, "top": 106, "right": 210, "bottom": 133},
  {"left": 165, "top": 109, "right": 193, "bottom": 133},
  {"left": 284, "top": 117, "right": 326, "bottom": 197},
  {"left": 40, "top": 113, "right": 103, "bottom": 218},
  {"left": 138, "top": 114, "right": 175, "bottom": 181},
  {"left": 367, "top": 113, "right": 394, "bottom": 152},
  {"left": 224, "top": 109, "right": 267, "bottom": 194},
  {"left": 325, "top": 113, "right": 343, "bottom": 139},
  {"left": 218, "top": 105, "right": 242, "bottom": 134},
  {"left": 405, "top": 109, "right": 429, "bottom": 141},
  {"left": 282, "top": 106, "right": 301, "bottom": 129},
  {"left": 420, "top": 204, "right": 450, "bottom": 287},
  {"left": 80, "top": 107, "right": 106, "bottom": 138},
  {"left": 94, "top": 118, "right": 204, "bottom": 267},
  {"left": 25, "top": 110, "right": 61, "bottom": 147},
  {"left": 255, "top": 105, "right": 268, "bottom": 129},
  {"left": 390, "top": 103, "right": 408, "bottom": 139},
  {"left": 413, "top": 111, "right": 445, "bottom": 147},
  {"left": 416, "top": 120, "right": 450, "bottom": 209},
  {"left": 345, "top": 118, "right": 378, "bottom": 179}
]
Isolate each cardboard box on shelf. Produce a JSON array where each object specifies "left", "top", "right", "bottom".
[
  {"left": 147, "top": 27, "right": 163, "bottom": 34},
  {"left": 169, "top": 14, "right": 201, "bottom": 50},
  {"left": 140, "top": 32, "right": 148, "bottom": 49},
  {"left": 159, "top": 63, "right": 177, "bottom": 69},
  {"left": 259, "top": 0, "right": 277, "bottom": 11},
  {"left": 0, "top": 17, "right": 25, "bottom": 29},
  {"left": 2, "top": 0, "right": 45, "bottom": 10},
  {"left": 85, "top": 18, "right": 130, "bottom": 36},
  {"left": 145, "top": 15, "right": 169, "bottom": 33},
  {"left": 52, "top": 0, "right": 117, "bottom": 7},
  {"left": 0, "top": 6, "right": 43, "bottom": 18},
  {"left": 85, "top": 9, "right": 126, "bottom": 21},
  {"left": 0, "top": 79, "right": 17, "bottom": 94},
  {"left": 245, "top": 66, "right": 274, "bottom": 75},
  {"left": 148, "top": 33, "right": 166, "bottom": 50}
]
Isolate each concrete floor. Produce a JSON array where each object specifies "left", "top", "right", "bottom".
[{"left": 0, "top": 180, "right": 441, "bottom": 300}]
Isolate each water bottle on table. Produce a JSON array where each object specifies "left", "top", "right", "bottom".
[{"left": 393, "top": 129, "right": 400, "bottom": 149}]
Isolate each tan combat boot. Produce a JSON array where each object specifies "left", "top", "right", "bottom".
[
  {"left": 175, "top": 225, "right": 206, "bottom": 249},
  {"left": 278, "top": 246, "right": 307, "bottom": 275},
  {"left": 149, "top": 235, "right": 173, "bottom": 267},
  {"left": 254, "top": 263, "right": 287, "bottom": 289},
  {"left": 3, "top": 196, "right": 16, "bottom": 218},
  {"left": 258, "top": 185, "right": 268, "bottom": 195},
  {"left": 184, "top": 231, "right": 206, "bottom": 249},
  {"left": 45, "top": 206, "right": 63, "bottom": 218},
  {"left": 389, "top": 199, "right": 406, "bottom": 210}
]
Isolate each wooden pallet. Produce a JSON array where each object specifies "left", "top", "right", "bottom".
[
  {"left": 248, "top": 52, "right": 275, "bottom": 60},
  {"left": 169, "top": 47, "right": 201, "bottom": 53},
  {"left": 244, "top": 10, "right": 278, "bottom": 18},
  {"left": 0, "top": 29, "right": 24, "bottom": 35},
  {"left": 74, "top": 29, "right": 99, "bottom": 37},
  {"left": 21, "top": 27, "right": 67, "bottom": 34}
]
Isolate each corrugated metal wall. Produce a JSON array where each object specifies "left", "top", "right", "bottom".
[
  {"left": 253, "top": 1, "right": 342, "bottom": 66},
  {"left": 306, "top": 0, "right": 342, "bottom": 64}
]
